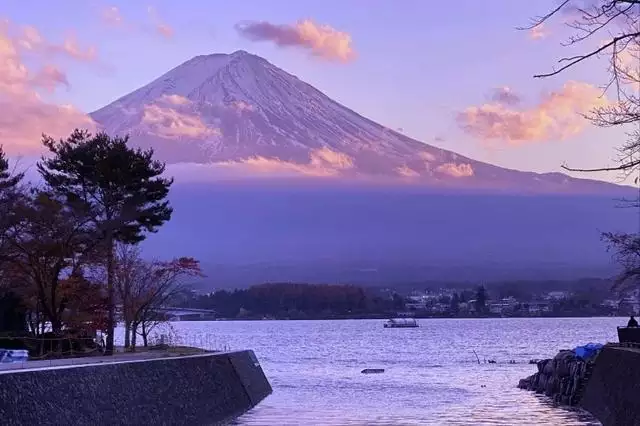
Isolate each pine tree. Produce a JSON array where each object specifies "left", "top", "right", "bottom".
[
  {"left": 0, "top": 146, "right": 22, "bottom": 192},
  {"left": 38, "top": 130, "right": 173, "bottom": 355},
  {"left": 475, "top": 286, "right": 487, "bottom": 314}
]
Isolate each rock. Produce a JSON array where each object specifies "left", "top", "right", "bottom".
[
  {"left": 361, "top": 368, "right": 384, "bottom": 374},
  {"left": 517, "top": 347, "right": 601, "bottom": 407},
  {"left": 537, "top": 359, "right": 547, "bottom": 372},
  {"left": 518, "top": 376, "right": 534, "bottom": 389}
]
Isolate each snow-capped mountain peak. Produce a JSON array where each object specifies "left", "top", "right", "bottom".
[{"left": 90, "top": 50, "right": 629, "bottom": 194}]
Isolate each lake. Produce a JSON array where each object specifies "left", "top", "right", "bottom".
[{"left": 150, "top": 317, "right": 622, "bottom": 425}]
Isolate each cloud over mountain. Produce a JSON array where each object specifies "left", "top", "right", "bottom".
[
  {"left": 235, "top": 19, "right": 355, "bottom": 62},
  {"left": 89, "top": 50, "right": 628, "bottom": 194},
  {"left": 457, "top": 81, "right": 607, "bottom": 145},
  {"left": 141, "top": 94, "right": 219, "bottom": 139}
]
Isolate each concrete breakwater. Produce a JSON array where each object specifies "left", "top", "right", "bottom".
[
  {"left": 0, "top": 350, "right": 272, "bottom": 426},
  {"left": 517, "top": 349, "right": 596, "bottom": 406},
  {"left": 580, "top": 346, "right": 640, "bottom": 426},
  {"left": 519, "top": 344, "right": 640, "bottom": 426}
]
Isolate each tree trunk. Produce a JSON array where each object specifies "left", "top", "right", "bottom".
[
  {"left": 141, "top": 322, "right": 148, "bottom": 347},
  {"left": 50, "top": 319, "right": 62, "bottom": 334},
  {"left": 124, "top": 320, "right": 131, "bottom": 348},
  {"left": 130, "top": 322, "right": 137, "bottom": 351},
  {"left": 105, "top": 234, "right": 116, "bottom": 355}
]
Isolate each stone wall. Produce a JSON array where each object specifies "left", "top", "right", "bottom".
[
  {"left": 518, "top": 350, "right": 594, "bottom": 406},
  {"left": 0, "top": 350, "right": 272, "bottom": 426},
  {"left": 580, "top": 346, "right": 640, "bottom": 426}
]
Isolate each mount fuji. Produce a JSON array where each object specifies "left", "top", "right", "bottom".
[
  {"left": 91, "top": 50, "right": 628, "bottom": 194},
  {"left": 88, "top": 50, "right": 636, "bottom": 286}
]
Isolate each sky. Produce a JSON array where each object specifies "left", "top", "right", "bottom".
[{"left": 0, "top": 0, "right": 636, "bottom": 183}]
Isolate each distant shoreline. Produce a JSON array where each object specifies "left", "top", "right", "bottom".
[{"left": 182, "top": 313, "right": 626, "bottom": 322}]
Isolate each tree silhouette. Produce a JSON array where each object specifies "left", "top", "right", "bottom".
[
  {"left": 0, "top": 146, "right": 23, "bottom": 192},
  {"left": 0, "top": 147, "right": 27, "bottom": 335},
  {"left": 1, "top": 191, "right": 100, "bottom": 333},
  {"left": 523, "top": 1, "right": 640, "bottom": 295},
  {"left": 112, "top": 243, "right": 202, "bottom": 349},
  {"left": 522, "top": 1, "right": 640, "bottom": 176},
  {"left": 475, "top": 286, "right": 488, "bottom": 314},
  {"left": 450, "top": 293, "right": 460, "bottom": 315},
  {"left": 0, "top": 146, "right": 23, "bottom": 276},
  {"left": 38, "top": 130, "right": 173, "bottom": 354}
]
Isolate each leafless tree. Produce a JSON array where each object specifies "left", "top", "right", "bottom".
[
  {"left": 602, "top": 231, "right": 640, "bottom": 292},
  {"left": 113, "top": 245, "right": 202, "bottom": 350},
  {"left": 522, "top": 1, "right": 640, "bottom": 175},
  {"left": 113, "top": 243, "right": 144, "bottom": 348},
  {"left": 523, "top": 1, "right": 640, "bottom": 294},
  {"left": 133, "top": 257, "right": 202, "bottom": 348}
]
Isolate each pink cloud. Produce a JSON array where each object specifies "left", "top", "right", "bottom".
[
  {"left": 457, "top": 81, "right": 608, "bottom": 145},
  {"left": 0, "top": 97, "right": 96, "bottom": 154},
  {"left": 435, "top": 163, "right": 474, "bottom": 178},
  {"left": 0, "top": 19, "right": 96, "bottom": 154},
  {"left": 599, "top": 38, "right": 640, "bottom": 92},
  {"left": 147, "top": 6, "right": 174, "bottom": 39},
  {"left": 529, "top": 23, "right": 548, "bottom": 40},
  {"left": 30, "top": 64, "right": 70, "bottom": 92},
  {"left": 16, "top": 26, "right": 97, "bottom": 62},
  {"left": 57, "top": 35, "right": 97, "bottom": 61},
  {"left": 395, "top": 165, "right": 420, "bottom": 178},
  {"left": 141, "top": 99, "right": 219, "bottom": 139},
  {"left": 419, "top": 151, "right": 437, "bottom": 162},
  {"left": 215, "top": 147, "right": 355, "bottom": 177},
  {"left": 158, "top": 93, "right": 191, "bottom": 106},
  {"left": 235, "top": 19, "right": 355, "bottom": 62}
]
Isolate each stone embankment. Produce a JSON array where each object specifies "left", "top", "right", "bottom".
[
  {"left": 0, "top": 350, "right": 272, "bottom": 425},
  {"left": 518, "top": 349, "right": 596, "bottom": 406},
  {"left": 580, "top": 345, "right": 640, "bottom": 426}
]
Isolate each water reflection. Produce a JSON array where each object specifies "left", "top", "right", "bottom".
[{"left": 162, "top": 318, "right": 616, "bottom": 425}]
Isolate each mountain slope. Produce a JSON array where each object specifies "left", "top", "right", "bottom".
[{"left": 91, "top": 50, "right": 628, "bottom": 194}]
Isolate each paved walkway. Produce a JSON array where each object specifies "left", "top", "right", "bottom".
[{"left": 0, "top": 346, "right": 214, "bottom": 373}]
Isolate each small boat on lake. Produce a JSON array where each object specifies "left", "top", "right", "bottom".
[{"left": 383, "top": 318, "right": 418, "bottom": 328}]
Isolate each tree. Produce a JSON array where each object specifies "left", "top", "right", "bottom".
[
  {"left": 0, "top": 191, "right": 100, "bottom": 334},
  {"left": 112, "top": 246, "right": 202, "bottom": 350},
  {"left": 113, "top": 243, "right": 149, "bottom": 348},
  {"left": 0, "top": 146, "right": 24, "bottom": 302},
  {"left": 602, "top": 232, "right": 640, "bottom": 294},
  {"left": 475, "top": 286, "right": 488, "bottom": 314},
  {"left": 134, "top": 257, "right": 202, "bottom": 348},
  {"left": 450, "top": 292, "right": 460, "bottom": 315},
  {"left": 523, "top": 1, "right": 640, "bottom": 293},
  {"left": 38, "top": 130, "right": 173, "bottom": 355},
  {"left": 0, "top": 146, "right": 24, "bottom": 259},
  {"left": 58, "top": 273, "right": 109, "bottom": 336},
  {"left": 0, "top": 146, "right": 23, "bottom": 193},
  {"left": 0, "top": 291, "right": 27, "bottom": 334},
  {"left": 523, "top": 1, "right": 640, "bottom": 175}
]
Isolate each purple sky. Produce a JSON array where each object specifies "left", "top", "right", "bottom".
[{"left": 0, "top": 0, "right": 630, "bottom": 183}]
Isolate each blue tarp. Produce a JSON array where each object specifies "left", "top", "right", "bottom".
[{"left": 572, "top": 343, "right": 603, "bottom": 360}]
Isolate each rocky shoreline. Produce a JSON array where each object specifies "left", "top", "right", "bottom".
[{"left": 518, "top": 349, "right": 597, "bottom": 406}]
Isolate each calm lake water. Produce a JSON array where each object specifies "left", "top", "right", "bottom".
[{"left": 160, "top": 317, "right": 623, "bottom": 425}]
